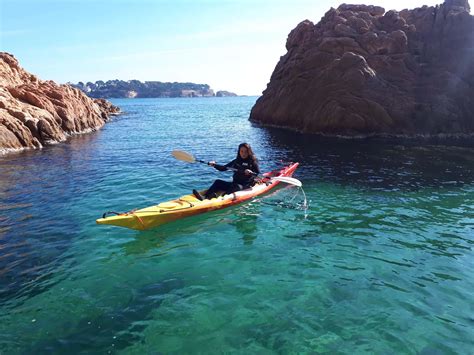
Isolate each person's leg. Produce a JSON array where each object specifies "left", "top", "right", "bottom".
[
  {"left": 225, "top": 183, "right": 243, "bottom": 195},
  {"left": 192, "top": 189, "right": 204, "bottom": 201},
  {"left": 205, "top": 179, "right": 232, "bottom": 199},
  {"left": 194, "top": 179, "right": 227, "bottom": 201}
]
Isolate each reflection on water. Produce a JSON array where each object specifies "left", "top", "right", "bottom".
[
  {"left": 260, "top": 126, "right": 474, "bottom": 190},
  {"left": 232, "top": 207, "right": 259, "bottom": 245}
]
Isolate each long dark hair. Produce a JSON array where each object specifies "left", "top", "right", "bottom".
[{"left": 236, "top": 142, "right": 258, "bottom": 164}]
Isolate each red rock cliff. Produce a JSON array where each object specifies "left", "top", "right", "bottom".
[
  {"left": 250, "top": 0, "right": 474, "bottom": 136},
  {"left": 0, "top": 52, "right": 120, "bottom": 153}
]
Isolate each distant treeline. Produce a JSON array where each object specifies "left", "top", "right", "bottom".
[{"left": 71, "top": 80, "right": 237, "bottom": 98}]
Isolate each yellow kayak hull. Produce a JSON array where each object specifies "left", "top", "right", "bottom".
[{"left": 96, "top": 163, "right": 299, "bottom": 230}]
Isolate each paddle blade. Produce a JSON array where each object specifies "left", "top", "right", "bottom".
[
  {"left": 172, "top": 150, "right": 196, "bottom": 163},
  {"left": 272, "top": 176, "right": 302, "bottom": 187}
]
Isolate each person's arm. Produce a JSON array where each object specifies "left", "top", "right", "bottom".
[
  {"left": 209, "top": 159, "right": 236, "bottom": 171},
  {"left": 244, "top": 160, "right": 260, "bottom": 176},
  {"left": 220, "top": 159, "right": 237, "bottom": 171}
]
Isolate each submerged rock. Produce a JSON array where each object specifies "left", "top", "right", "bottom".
[
  {"left": 250, "top": 0, "right": 474, "bottom": 136},
  {"left": 0, "top": 52, "right": 120, "bottom": 154}
]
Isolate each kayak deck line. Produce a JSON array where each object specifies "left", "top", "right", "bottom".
[{"left": 96, "top": 162, "right": 299, "bottom": 231}]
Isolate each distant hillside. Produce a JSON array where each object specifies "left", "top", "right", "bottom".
[{"left": 72, "top": 80, "right": 237, "bottom": 98}]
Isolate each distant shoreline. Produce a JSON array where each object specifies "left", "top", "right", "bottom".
[
  {"left": 71, "top": 80, "right": 239, "bottom": 99},
  {"left": 106, "top": 95, "right": 257, "bottom": 99}
]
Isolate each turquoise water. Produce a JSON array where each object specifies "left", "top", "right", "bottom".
[{"left": 1, "top": 97, "right": 473, "bottom": 354}]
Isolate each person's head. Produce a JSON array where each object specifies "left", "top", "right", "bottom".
[{"left": 237, "top": 143, "right": 256, "bottom": 161}]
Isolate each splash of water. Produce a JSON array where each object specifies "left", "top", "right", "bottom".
[{"left": 256, "top": 184, "right": 309, "bottom": 218}]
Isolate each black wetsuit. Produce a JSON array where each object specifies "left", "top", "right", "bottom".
[{"left": 205, "top": 157, "right": 260, "bottom": 198}]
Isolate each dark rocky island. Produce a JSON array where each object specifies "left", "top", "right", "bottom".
[
  {"left": 250, "top": 0, "right": 474, "bottom": 137},
  {"left": 0, "top": 52, "right": 120, "bottom": 154},
  {"left": 72, "top": 80, "right": 238, "bottom": 99},
  {"left": 216, "top": 90, "right": 238, "bottom": 97}
]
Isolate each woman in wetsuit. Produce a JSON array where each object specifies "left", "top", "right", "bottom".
[{"left": 193, "top": 143, "right": 260, "bottom": 200}]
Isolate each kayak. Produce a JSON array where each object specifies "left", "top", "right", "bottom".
[{"left": 96, "top": 162, "right": 299, "bottom": 230}]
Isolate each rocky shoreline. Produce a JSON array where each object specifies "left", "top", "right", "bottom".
[
  {"left": 250, "top": 0, "right": 474, "bottom": 137},
  {"left": 0, "top": 52, "right": 120, "bottom": 155}
]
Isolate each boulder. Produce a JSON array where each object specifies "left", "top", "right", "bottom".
[{"left": 250, "top": 0, "right": 474, "bottom": 136}]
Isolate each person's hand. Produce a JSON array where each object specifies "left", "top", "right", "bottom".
[
  {"left": 244, "top": 169, "right": 253, "bottom": 175},
  {"left": 208, "top": 161, "right": 216, "bottom": 166}
]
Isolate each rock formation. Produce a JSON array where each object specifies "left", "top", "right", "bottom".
[
  {"left": 0, "top": 52, "right": 120, "bottom": 153},
  {"left": 216, "top": 90, "right": 238, "bottom": 97},
  {"left": 250, "top": 0, "right": 474, "bottom": 136}
]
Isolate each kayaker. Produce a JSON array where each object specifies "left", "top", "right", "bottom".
[{"left": 193, "top": 143, "right": 260, "bottom": 200}]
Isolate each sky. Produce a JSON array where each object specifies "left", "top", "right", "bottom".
[{"left": 1, "top": 0, "right": 443, "bottom": 95}]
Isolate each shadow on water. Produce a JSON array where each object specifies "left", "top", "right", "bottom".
[
  {"left": 121, "top": 207, "right": 245, "bottom": 256},
  {"left": 122, "top": 199, "right": 270, "bottom": 254},
  {"left": 28, "top": 278, "right": 184, "bottom": 353},
  {"left": 0, "top": 231, "right": 75, "bottom": 309},
  {"left": 231, "top": 208, "right": 259, "bottom": 245},
  {"left": 258, "top": 126, "right": 474, "bottom": 190},
  {"left": 0, "top": 142, "right": 98, "bottom": 307},
  {"left": 120, "top": 218, "right": 207, "bottom": 256},
  {"left": 0, "top": 131, "right": 127, "bottom": 309}
]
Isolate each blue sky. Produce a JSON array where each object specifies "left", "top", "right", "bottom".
[{"left": 1, "top": 0, "right": 441, "bottom": 95}]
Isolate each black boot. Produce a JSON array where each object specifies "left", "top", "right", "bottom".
[{"left": 193, "top": 189, "right": 204, "bottom": 201}]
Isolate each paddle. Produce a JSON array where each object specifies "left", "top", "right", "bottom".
[{"left": 171, "top": 150, "right": 302, "bottom": 187}]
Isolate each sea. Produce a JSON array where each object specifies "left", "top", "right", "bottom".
[{"left": 0, "top": 96, "right": 473, "bottom": 353}]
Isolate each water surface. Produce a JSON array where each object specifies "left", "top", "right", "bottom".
[{"left": 0, "top": 97, "right": 473, "bottom": 353}]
